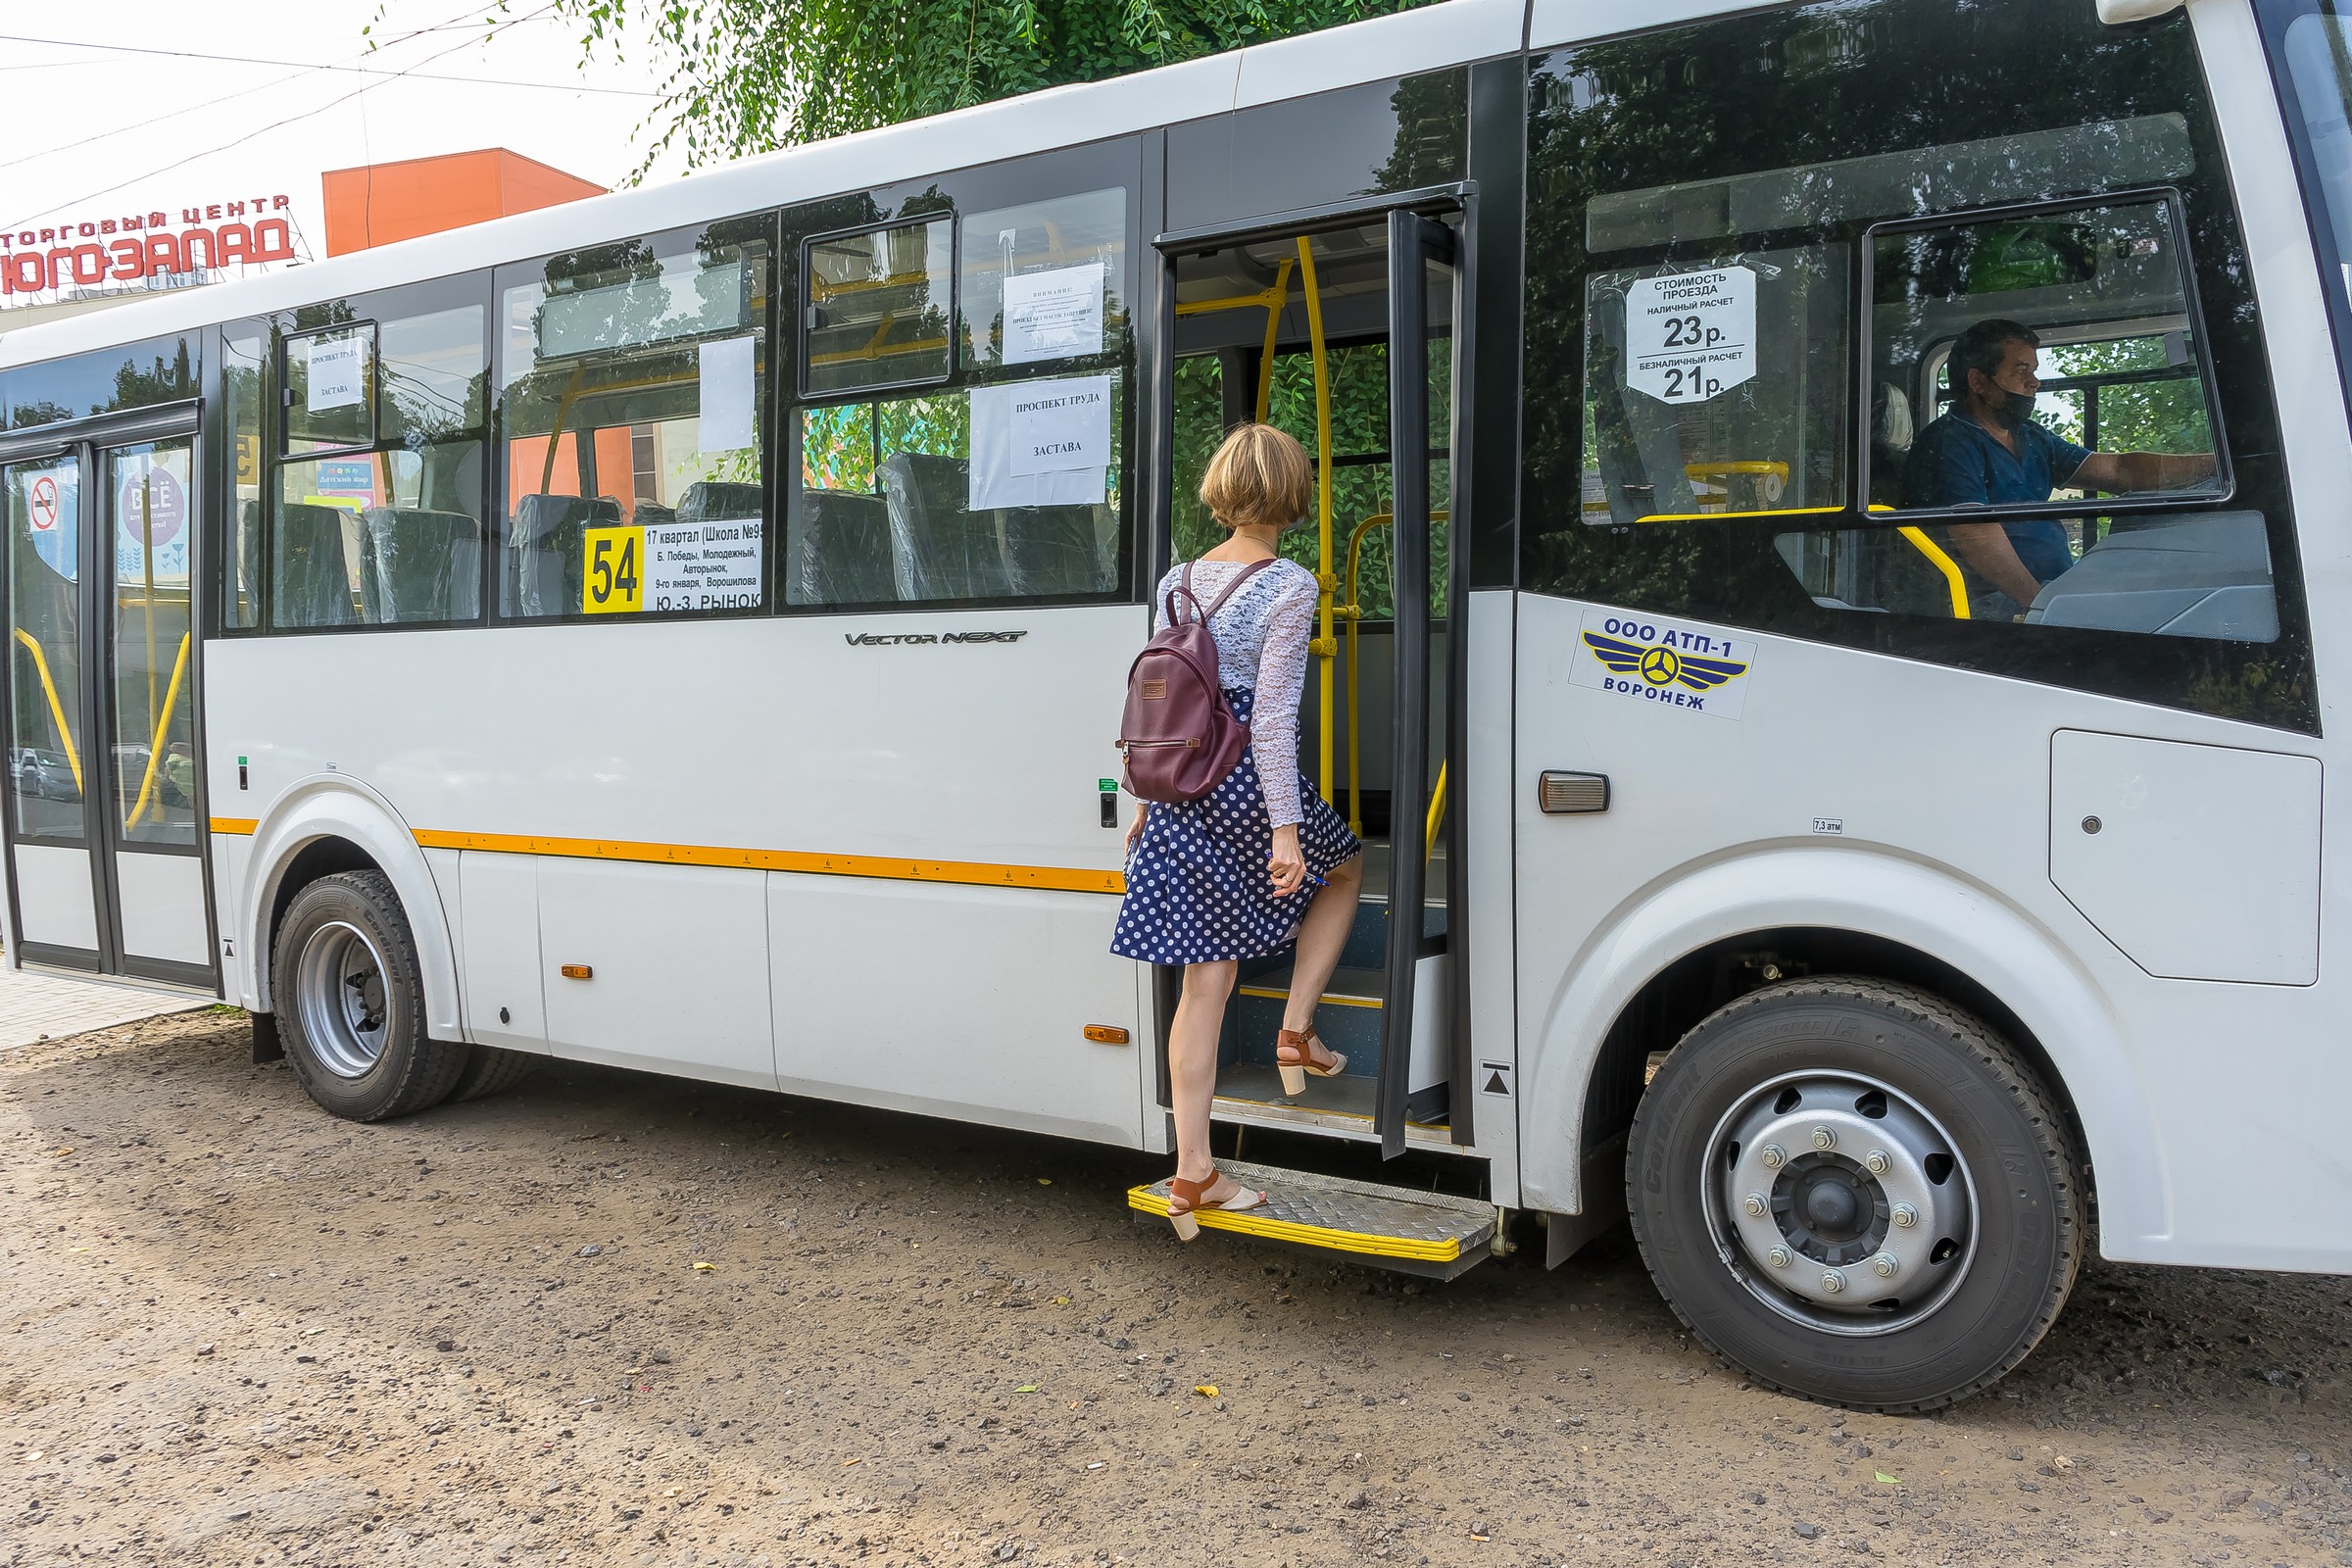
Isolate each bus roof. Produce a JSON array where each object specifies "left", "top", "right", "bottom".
[{"left": 0, "top": 0, "right": 1814, "bottom": 373}]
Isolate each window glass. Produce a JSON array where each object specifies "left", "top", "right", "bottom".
[
  {"left": 270, "top": 293, "right": 486, "bottom": 630},
  {"left": 283, "top": 324, "right": 377, "bottom": 453},
  {"left": 788, "top": 377, "right": 1122, "bottom": 606},
  {"left": 1522, "top": 0, "right": 2313, "bottom": 731},
  {"left": 108, "top": 440, "right": 197, "bottom": 847},
  {"left": 804, "top": 218, "right": 951, "bottom": 397},
  {"left": 0, "top": 335, "right": 198, "bottom": 431},
  {"left": 501, "top": 222, "right": 769, "bottom": 618},
  {"left": 222, "top": 330, "right": 264, "bottom": 630},
  {"left": 1584, "top": 245, "right": 1848, "bottom": 526},
  {"left": 4, "top": 456, "right": 83, "bottom": 841},
  {"left": 960, "top": 189, "right": 1127, "bottom": 370}
]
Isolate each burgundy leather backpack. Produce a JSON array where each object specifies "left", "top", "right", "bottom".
[{"left": 1116, "top": 559, "right": 1275, "bottom": 804}]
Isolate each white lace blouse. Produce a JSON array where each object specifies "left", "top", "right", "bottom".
[{"left": 1152, "top": 557, "right": 1320, "bottom": 829}]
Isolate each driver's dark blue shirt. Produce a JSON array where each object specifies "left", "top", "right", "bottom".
[{"left": 1901, "top": 411, "right": 2091, "bottom": 586}]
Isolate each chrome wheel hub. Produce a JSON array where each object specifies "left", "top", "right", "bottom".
[
  {"left": 294, "top": 920, "right": 390, "bottom": 1079},
  {"left": 1706, "top": 1072, "right": 1975, "bottom": 1334}
]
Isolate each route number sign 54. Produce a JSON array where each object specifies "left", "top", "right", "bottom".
[{"left": 583, "top": 524, "right": 644, "bottom": 613}]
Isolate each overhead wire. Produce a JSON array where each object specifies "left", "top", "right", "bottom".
[
  {"left": 1, "top": 2, "right": 573, "bottom": 234},
  {"left": 0, "top": 32, "right": 657, "bottom": 97}
]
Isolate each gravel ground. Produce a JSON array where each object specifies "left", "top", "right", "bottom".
[{"left": 5, "top": 1008, "right": 2350, "bottom": 1568}]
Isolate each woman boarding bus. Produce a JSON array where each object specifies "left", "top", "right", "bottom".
[{"left": 1, "top": 0, "right": 2348, "bottom": 1411}]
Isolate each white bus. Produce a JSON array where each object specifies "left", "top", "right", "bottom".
[{"left": 1, "top": 0, "right": 2343, "bottom": 1410}]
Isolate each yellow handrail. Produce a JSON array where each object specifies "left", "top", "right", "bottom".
[
  {"left": 1295, "top": 238, "right": 1336, "bottom": 808},
  {"left": 12, "top": 627, "right": 82, "bottom": 794},
  {"left": 1336, "top": 509, "right": 1449, "bottom": 838},
  {"left": 1424, "top": 760, "right": 1448, "bottom": 866},
  {"left": 127, "top": 631, "right": 191, "bottom": 829}
]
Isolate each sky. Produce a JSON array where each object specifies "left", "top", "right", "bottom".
[{"left": 0, "top": 0, "right": 687, "bottom": 275}]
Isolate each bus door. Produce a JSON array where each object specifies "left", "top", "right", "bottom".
[
  {"left": 1155, "top": 201, "right": 1464, "bottom": 1158},
  {"left": 0, "top": 410, "right": 216, "bottom": 986}
]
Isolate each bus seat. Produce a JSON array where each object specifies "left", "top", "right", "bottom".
[
  {"left": 791, "top": 489, "right": 896, "bottom": 605},
  {"left": 272, "top": 503, "right": 359, "bottom": 628},
  {"left": 997, "top": 503, "right": 1111, "bottom": 596},
  {"left": 359, "top": 509, "right": 482, "bottom": 624},
  {"left": 880, "top": 453, "right": 1013, "bottom": 602},
  {"left": 508, "top": 494, "right": 619, "bottom": 617},
  {"left": 677, "top": 481, "right": 763, "bottom": 524},
  {"left": 633, "top": 502, "right": 677, "bottom": 527}
]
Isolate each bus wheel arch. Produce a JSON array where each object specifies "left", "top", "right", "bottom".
[{"left": 237, "top": 781, "right": 462, "bottom": 1041}]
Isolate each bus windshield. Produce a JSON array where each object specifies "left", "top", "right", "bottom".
[{"left": 2269, "top": 2, "right": 2352, "bottom": 401}]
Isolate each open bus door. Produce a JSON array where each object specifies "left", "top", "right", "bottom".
[{"left": 1129, "top": 196, "right": 1492, "bottom": 1271}]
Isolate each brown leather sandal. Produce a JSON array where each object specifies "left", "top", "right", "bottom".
[
  {"left": 1275, "top": 1026, "right": 1348, "bottom": 1097},
  {"left": 1164, "top": 1166, "right": 1266, "bottom": 1242}
]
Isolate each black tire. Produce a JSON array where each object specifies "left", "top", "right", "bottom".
[
  {"left": 1627, "top": 977, "right": 2084, "bottom": 1412},
  {"left": 272, "top": 870, "right": 466, "bottom": 1122},
  {"left": 449, "top": 1045, "right": 538, "bottom": 1102}
]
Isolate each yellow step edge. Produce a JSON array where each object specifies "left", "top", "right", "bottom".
[
  {"left": 1125, "top": 1185, "right": 1463, "bottom": 1262},
  {"left": 1237, "top": 984, "right": 1380, "bottom": 1008}
]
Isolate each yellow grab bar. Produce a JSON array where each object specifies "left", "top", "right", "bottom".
[
  {"left": 1424, "top": 760, "right": 1448, "bottom": 865},
  {"left": 12, "top": 627, "right": 82, "bottom": 793},
  {"left": 127, "top": 632, "right": 192, "bottom": 829},
  {"left": 1296, "top": 238, "right": 1336, "bottom": 808},
  {"left": 1336, "top": 509, "right": 1448, "bottom": 838}
]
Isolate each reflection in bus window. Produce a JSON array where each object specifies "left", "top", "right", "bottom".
[
  {"left": 223, "top": 330, "right": 264, "bottom": 631},
  {"left": 805, "top": 218, "right": 951, "bottom": 398},
  {"left": 271, "top": 297, "right": 487, "bottom": 629},
  {"left": 4, "top": 456, "right": 83, "bottom": 841},
  {"left": 109, "top": 440, "right": 197, "bottom": 846},
  {"left": 789, "top": 379, "right": 1121, "bottom": 607},
  {"left": 959, "top": 189, "right": 1126, "bottom": 371},
  {"left": 1582, "top": 244, "right": 1850, "bottom": 526},
  {"left": 500, "top": 221, "right": 769, "bottom": 619}
]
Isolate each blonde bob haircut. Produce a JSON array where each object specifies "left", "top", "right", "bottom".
[{"left": 1199, "top": 422, "right": 1314, "bottom": 533}]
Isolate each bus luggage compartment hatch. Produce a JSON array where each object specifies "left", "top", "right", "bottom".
[{"left": 1127, "top": 1159, "right": 1496, "bottom": 1281}]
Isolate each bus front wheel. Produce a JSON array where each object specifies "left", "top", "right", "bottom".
[
  {"left": 1627, "top": 977, "right": 2084, "bottom": 1411},
  {"left": 272, "top": 870, "right": 467, "bottom": 1122}
]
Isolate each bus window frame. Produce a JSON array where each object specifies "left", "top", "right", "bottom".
[
  {"left": 258, "top": 270, "right": 497, "bottom": 638},
  {"left": 1857, "top": 184, "right": 2237, "bottom": 532},
  {"left": 796, "top": 211, "right": 960, "bottom": 401},
  {"left": 490, "top": 212, "right": 780, "bottom": 629},
  {"left": 278, "top": 319, "right": 381, "bottom": 462}
]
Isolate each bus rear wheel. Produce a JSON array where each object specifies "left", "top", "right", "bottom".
[
  {"left": 273, "top": 870, "right": 466, "bottom": 1122},
  {"left": 1627, "top": 977, "right": 2084, "bottom": 1411}
]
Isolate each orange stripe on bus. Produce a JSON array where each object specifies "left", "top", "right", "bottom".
[{"left": 209, "top": 817, "right": 259, "bottom": 835}]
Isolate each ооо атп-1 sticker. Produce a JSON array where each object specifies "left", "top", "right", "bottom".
[{"left": 1570, "top": 607, "right": 1756, "bottom": 720}]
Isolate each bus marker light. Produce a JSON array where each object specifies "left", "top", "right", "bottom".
[
  {"left": 560, "top": 964, "right": 593, "bottom": 980},
  {"left": 1084, "top": 1025, "right": 1129, "bottom": 1045}
]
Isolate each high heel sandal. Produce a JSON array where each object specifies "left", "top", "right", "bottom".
[
  {"left": 1275, "top": 1026, "right": 1348, "bottom": 1097},
  {"left": 1164, "top": 1167, "right": 1266, "bottom": 1242}
]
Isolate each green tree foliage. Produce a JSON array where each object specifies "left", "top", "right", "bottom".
[{"left": 555, "top": 0, "right": 1437, "bottom": 178}]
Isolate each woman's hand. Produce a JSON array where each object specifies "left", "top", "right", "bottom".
[
  {"left": 1125, "top": 803, "right": 1150, "bottom": 856},
  {"left": 1267, "top": 823, "right": 1306, "bottom": 897}
]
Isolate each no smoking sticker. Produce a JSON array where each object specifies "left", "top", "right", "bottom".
[{"left": 1626, "top": 266, "right": 1756, "bottom": 405}]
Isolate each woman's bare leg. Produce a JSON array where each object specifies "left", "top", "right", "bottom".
[
  {"left": 1282, "top": 854, "right": 1363, "bottom": 1036},
  {"left": 1170, "top": 959, "right": 1237, "bottom": 1182}
]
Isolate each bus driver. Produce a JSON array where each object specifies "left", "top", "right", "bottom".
[{"left": 1902, "top": 318, "right": 2218, "bottom": 615}]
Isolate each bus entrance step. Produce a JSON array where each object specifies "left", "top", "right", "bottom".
[{"left": 1126, "top": 1160, "right": 1496, "bottom": 1281}]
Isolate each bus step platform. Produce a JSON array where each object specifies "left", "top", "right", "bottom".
[{"left": 1127, "top": 1159, "right": 1496, "bottom": 1281}]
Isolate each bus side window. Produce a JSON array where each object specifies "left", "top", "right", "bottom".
[
  {"left": 496, "top": 218, "right": 772, "bottom": 621},
  {"left": 786, "top": 188, "right": 1127, "bottom": 609},
  {"left": 222, "top": 329, "right": 265, "bottom": 631},
  {"left": 269, "top": 290, "right": 489, "bottom": 632}
]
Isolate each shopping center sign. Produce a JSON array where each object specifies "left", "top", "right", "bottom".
[{"left": 0, "top": 192, "right": 300, "bottom": 303}]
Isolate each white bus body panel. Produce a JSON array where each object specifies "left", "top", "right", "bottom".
[
  {"left": 204, "top": 605, "right": 1151, "bottom": 1144},
  {"left": 116, "top": 854, "right": 210, "bottom": 968},
  {"left": 1513, "top": 589, "right": 2345, "bottom": 1271},
  {"left": 16, "top": 845, "right": 97, "bottom": 953}
]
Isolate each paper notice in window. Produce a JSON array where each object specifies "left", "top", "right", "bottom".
[
  {"left": 306, "top": 336, "right": 366, "bottom": 412},
  {"left": 1001, "top": 262, "right": 1105, "bottom": 364},
  {"left": 698, "top": 336, "right": 756, "bottom": 453},
  {"left": 968, "top": 374, "right": 1111, "bottom": 510},
  {"left": 1624, "top": 266, "right": 1755, "bottom": 405}
]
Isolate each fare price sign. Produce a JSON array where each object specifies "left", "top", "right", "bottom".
[
  {"left": 1626, "top": 266, "right": 1756, "bottom": 405},
  {"left": 582, "top": 517, "right": 763, "bottom": 615}
]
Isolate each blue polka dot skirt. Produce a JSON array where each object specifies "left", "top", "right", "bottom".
[{"left": 1111, "top": 687, "right": 1363, "bottom": 965}]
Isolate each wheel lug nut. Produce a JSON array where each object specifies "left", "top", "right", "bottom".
[
  {"left": 1810, "top": 1126, "right": 1837, "bottom": 1152},
  {"left": 1872, "top": 1251, "right": 1899, "bottom": 1278},
  {"left": 1742, "top": 1192, "right": 1768, "bottom": 1217},
  {"left": 1864, "top": 1149, "right": 1891, "bottom": 1175},
  {"left": 1820, "top": 1271, "right": 1845, "bottom": 1295},
  {"left": 1759, "top": 1144, "right": 1788, "bottom": 1170},
  {"left": 1766, "top": 1247, "right": 1791, "bottom": 1268},
  {"left": 1891, "top": 1203, "right": 1918, "bottom": 1229}
]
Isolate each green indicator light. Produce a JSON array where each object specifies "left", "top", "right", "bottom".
[
  {"left": 236, "top": 756, "right": 248, "bottom": 766},
  {"left": 1098, "top": 778, "right": 1117, "bottom": 792}
]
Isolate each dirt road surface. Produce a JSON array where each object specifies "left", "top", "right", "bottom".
[{"left": 5, "top": 1009, "right": 2350, "bottom": 1567}]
